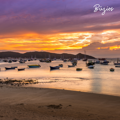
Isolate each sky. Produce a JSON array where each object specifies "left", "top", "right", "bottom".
[{"left": 0, "top": 0, "right": 120, "bottom": 57}]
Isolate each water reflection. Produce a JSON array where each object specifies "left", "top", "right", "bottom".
[
  {"left": 90, "top": 66, "right": 103, "bottom": 93},
  {"left": 0, "top": 60, "right": 120, "bottom": 96}
]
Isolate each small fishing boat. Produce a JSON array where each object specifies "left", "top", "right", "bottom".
[
  {"left": 18, "top": 68, "right": 25, "bottom": 71},
  {"left": 39, "top": 59, "right": 45, "bottom": 62},
  {"left": 8, "top": 60, "right": 12, "bottom": 63},
  {"left": 101, "top": 60, "right": 109, "bottom": 65},
  {"left": 19, "top": 60, "right": 26, "bottom": 63},
  {"left": 28, "top": 65, "right": 41, "bottom": 68},
  {"left": 95, "top": 60, "right": 100, "bottom": 64},
  {"left": 71, "top": 60, "right": 77, "bottom": 66},
  {"left": 12, "top": 59, "right": 17, "bottom": 62},
  {"left": 5, "top": 66, "right": 17, "bottom": 70},
  {"left": 63, "top": 59, "right": 68, "bottom": 62},
  {"left": 76, "top": 68, "right": 82, "bottom": 71},
  {"left": 3, "top": 59, "right": 8, "bottom": 62},
  {"left": 83, "top": 58, "right": 87, "bottom": 61},
  {"left": 101, "top": 62, "right": 108, "bottom": 65},
  {"left": 110, "top": 68, "right": 114, "bottom": 72},
  {"left": 68, "top": 65, "right": 75, "bottom": 67},
  {"left": 46, "top": 59, "right": 51, "bottom": 63},
  {"left": 88, "top": 65, "right": 94, "bottom": 69},
  {"left": 59, "top": 64, "right": 63, "bottom": 67},
  {"left": 115, "top": 65, "right": 120, "bottom": 67},
  {"left": 86, "top": 61, "right": 95, "bottom": 66},
  {"left": 39, "top": 59, "right": 51, "bottom": 63},
  {"left": 114, "top": 63, "right": 120, "bottom": 65},
  {"left": 50, "top": 66, "right": 60, "bottom": 70}
]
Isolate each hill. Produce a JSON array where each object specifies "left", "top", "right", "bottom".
[{"left": 0, "top": 51, "right": 95, "bottom": 59}]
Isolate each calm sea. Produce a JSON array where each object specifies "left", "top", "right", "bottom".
[{"left": 0, "top": 59, "right": 120, "bottom": 96}]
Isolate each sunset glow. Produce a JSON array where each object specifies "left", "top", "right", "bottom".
[{"left": 0, "top": 0, "right": 120, "bottom": 57}]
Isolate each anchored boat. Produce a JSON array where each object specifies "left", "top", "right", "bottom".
[
  {"left": 50, "top": 66, "right": 60, "bottom": 70},
  {"left": 68, "top": 65, "right": 75, "bottom": 67},
  {"left": 28, "top": 65, "right": 41, "bottom": 68},
  {"left": 59, "top": 64, "right": 63, "bottom": 67},
  {"left": 114, "top": 58, "right": 120, "bottom": 65},
  {"left": 5, "top": 66, "right": 17, "bottom": 70},
  {"left": 86, "top": 60, "right": 95, "bottom": 66},
  {"left": 88, "top": 65, "right": 94, "bottom": 69},
  {"left": 101, "top": 60, "right": 109, "bottom": 65},
  {"left": 76, "top": 68, "right": 82, "bottom": 71},
  {"left": 18, "top": 68, "right": 25, "bottom": 71},
  {"left": 115, "top": 65, "right": 120, "bottom": 67},
  {"left": 110, "top": 68, "right": 114, "bottom": 72}
]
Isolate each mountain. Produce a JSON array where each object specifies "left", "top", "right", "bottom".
[{"left": 0, "top": 51, "right": 95, "bottom": 59}]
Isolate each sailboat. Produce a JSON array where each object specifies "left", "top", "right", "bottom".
[
  {"left": 114, "top": 58, "right": 120, "bottom": 65},
  {"left": 83, "top": 50, "right": 87, "bottom": 61}
]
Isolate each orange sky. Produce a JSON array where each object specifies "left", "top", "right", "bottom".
[{"left": 0, "top": 30, "right": 120, "bottom": 53}]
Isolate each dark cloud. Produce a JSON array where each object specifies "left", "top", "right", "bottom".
[{"left": 0, "top": 0, "right": 120, "bottom": 35}]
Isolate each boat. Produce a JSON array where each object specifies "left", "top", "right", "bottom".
[
  {"left": 83, "top": 58, "right": 87, "bottom": 61},
  {"left": 5, "top": 66, "right": 17, "bottom": 70},
  {"left": 101, "top": 60, "right": 109, "bottom": 65},
  {"left": 76, "top": 68, "right": 82, "bottom": 71},
  {"left": 39, "top": 59, "right": 51, "bottom": 63},
  {"left": 18, "top": 68, "right": 25, "bottom": 71},
  {"left": 88, "top": 65, "right": 94, "bottom": 69},
  {"left": 12, "top": 60, "right": 17, "bottom": 62},
  {"left": 95, "top": 60, "right": 100, "bottom": 64},
  {"left": 68, "top": 65, "right": 75, "bottom": 67},
  {"left": 114, "top": 58, "right": 120, "bottom": 65},
  {"left": 71, "top": 59, "right": 77, "bottom": 66},
  {"left": 114, "top": 63, "right": 120, "bottom": 65},
  {"left": 28, "top": 59, "right": 31, "bottom": 61},
  {"left": 19, "top": 59, "right": 26, "bottom": 63},
  {"left": 63, "top": 59, "right": 68, "bottom": 62},
  {"left": 50, "top": 66, "right": 60, "bottom": 70},
  {"left": 8, "top": 60, "right": 12, "bottom": 63},
  {"left": 46, "top": 59, "right": 51, "bottom": 63},
  {"left": 39, "top": 59, "right": 45, "bottom": 62},
  {"left": 110, "top": 68, "right": 114, "bottom": 72},
  {"left": 3, "top": 59, "right": 8, "bottom": 62},
  {"left": 86, "top": 61, "right": 95, "bottom": 66},
  {"left": 59, "top": 64, "right": 63, "bottom": 67},
  {"left": 28, "top": 65, "right": 41, "bottom": 68},
  {"left": 101, "top": 62, "right": 108, "bottom": 65},
  {"left": 83, "top": 50, "right": 87, "bottom": 61},
  {"left": 115, "top": 65, "right": 120, "bottom": 67}
]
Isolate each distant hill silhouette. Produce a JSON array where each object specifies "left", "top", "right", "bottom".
[{"left": 0, "top": 51, "right": 95, "bottom": 59}]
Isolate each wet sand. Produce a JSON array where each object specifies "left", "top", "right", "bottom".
[{"left": 0, "top": 85, "right": 120, "bottom": 120}]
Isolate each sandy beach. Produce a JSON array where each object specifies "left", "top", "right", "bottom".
[{"left": 0, "top": 85, "right": 120, "bottom": 120}]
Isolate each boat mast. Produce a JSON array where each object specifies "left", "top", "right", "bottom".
[{"left": 84, "top": 50, "right": 86, "bottom": 59}]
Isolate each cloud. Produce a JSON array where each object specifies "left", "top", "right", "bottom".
[{"left": 0, "top": 0, "right": 120, "bottom": 35}]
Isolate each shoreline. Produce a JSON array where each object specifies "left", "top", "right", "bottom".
[
  {"left": 1, "top": 83, "right": 120, "bottom": 97},
  {"left": 1, "top": 82, "right": 120, "bottom": 97},
  {"left": 1, "top": 85, "right": 120, "bottom": 120}
]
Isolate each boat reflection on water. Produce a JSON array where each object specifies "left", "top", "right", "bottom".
[{"left": 0, "top": 59, "right": 120, "bottom": 96}]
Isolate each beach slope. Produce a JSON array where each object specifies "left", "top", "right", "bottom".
[{"left": 0, "top": 86, "right": 120, "bottom": 120}]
